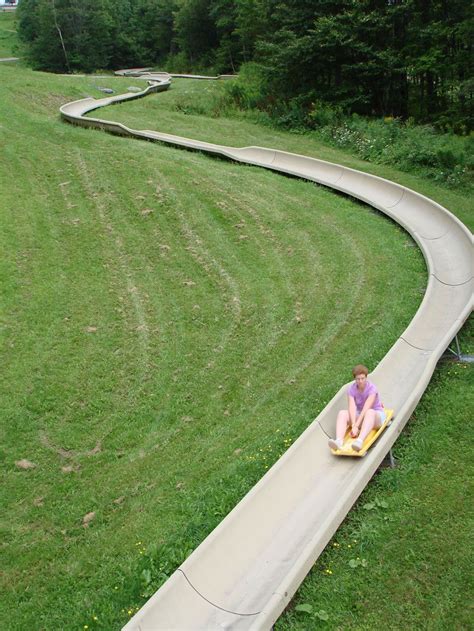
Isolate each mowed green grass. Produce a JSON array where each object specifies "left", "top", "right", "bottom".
[
  {"left": 0, "top": 64, "right": 422, "bottom": 629},
  {"left": 0, "top": 54, "right": 470, "bottom": 631}
]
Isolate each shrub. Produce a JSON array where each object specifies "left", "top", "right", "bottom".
[
  {"left": 223, "top": 62, "right": 269, "bottom": 110},
  {"left": 307, "top": 100, "right": 344, "bottom": 128},
  {"left": 312, "top": 112, "right": 472, "bottom": 189},
  {"left": 167, "top": 72, "right": 473, "bottom": 190}
]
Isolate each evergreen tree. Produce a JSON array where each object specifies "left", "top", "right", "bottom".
[
  {"left": 18, "top": 0, "right": 114, "bottom": 72},
  {"left": 15, "top": 0, "right": 472, "bottom": 130},
  {"left": 173, "top": 0, "right": 217, "bottom": 66}
]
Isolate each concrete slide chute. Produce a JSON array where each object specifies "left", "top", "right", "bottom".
[{"left": 59, "top": 74, "right": 473, "bottom": 630}]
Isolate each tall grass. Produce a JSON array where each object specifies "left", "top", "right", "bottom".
[
  {"left": 0, "top": 9, "right": 18, "bottom": 57},
  {"left": 311, "top": 112, "right": 473, "bottom": 190},
  {"left": 175, "top": 63, "right": 474, "bottom": 191}
]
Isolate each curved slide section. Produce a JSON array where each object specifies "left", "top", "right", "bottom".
[{"left": 60, "top": 78, "right": 473, "bottom": 630}]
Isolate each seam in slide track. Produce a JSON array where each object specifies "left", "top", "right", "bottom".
[
  {"left": 178, "top": 570, "right": 260, "bottom": 617},
  {"left": 432, "top": 274, "right": 474, "bottom": 287}
]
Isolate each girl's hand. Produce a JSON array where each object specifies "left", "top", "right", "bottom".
[{"left": 351, "top": 425, "right": 359, "bottom": 438}]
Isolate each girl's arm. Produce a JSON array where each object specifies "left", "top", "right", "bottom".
[{"left": 355, "top": 394, "right": 376, "bottom": 428}]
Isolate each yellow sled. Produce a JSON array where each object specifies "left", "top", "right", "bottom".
[{"left": 331, "top": 409, "right": 394, "bottom": 457}]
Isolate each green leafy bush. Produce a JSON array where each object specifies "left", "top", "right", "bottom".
[
  {"left": 220, "top": 78, "right": 474, "bottom": 189},
  {"left": 314, "top": 113, "right": 473, "bottom": 189},
  {"left": 307, "top": 100, "right": 344, "bottom": 128},
  {"left": 223, "top": 62, "right": 269, "bottom": 110}
]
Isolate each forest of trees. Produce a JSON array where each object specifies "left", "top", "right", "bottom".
[{"left": 17, "top": 0, "right": 473, "bottom": 131}]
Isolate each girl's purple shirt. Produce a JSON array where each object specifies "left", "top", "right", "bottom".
[{"left": 347, "top": 380, "right": 384, "bottom": 413}]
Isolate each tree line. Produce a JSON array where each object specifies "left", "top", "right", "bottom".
[{"left": 17, "top": 0, "right": 473, "bottom": 131}]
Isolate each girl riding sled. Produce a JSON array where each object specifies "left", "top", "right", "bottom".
[{"left": 328, "top": 364, "right": 386, "bottom": 452}]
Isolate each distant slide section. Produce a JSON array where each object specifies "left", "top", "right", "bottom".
[{"left": 60, "top": 74, "right": 473, "bottom": 630}]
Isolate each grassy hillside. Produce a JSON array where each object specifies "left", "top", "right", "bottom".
[
  {"left": 93, "top": 78, "right": 473, "bottom": 230},
  {"left": 1, "top": 29, "right": 472, "bottom": 631},
  {"left": 0, "top": 64, "right": 423, "bottom": 630},
  {"left": 0, "top": 9, "right": 18, "bottom": 58}
]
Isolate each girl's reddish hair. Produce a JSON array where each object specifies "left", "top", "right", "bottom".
[{"left": 352, "top": 364, "right": 368, "bottom": 377}]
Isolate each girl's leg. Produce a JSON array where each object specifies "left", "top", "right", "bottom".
[
  {"left": 336, "top": 410, "right": 350, "bottom": 440},
  {"left": 357, "top": 409, "right": 381, "bottom": 443},
  {"left": 329, "top": 410, "right": 350, "bottom": 450}
]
